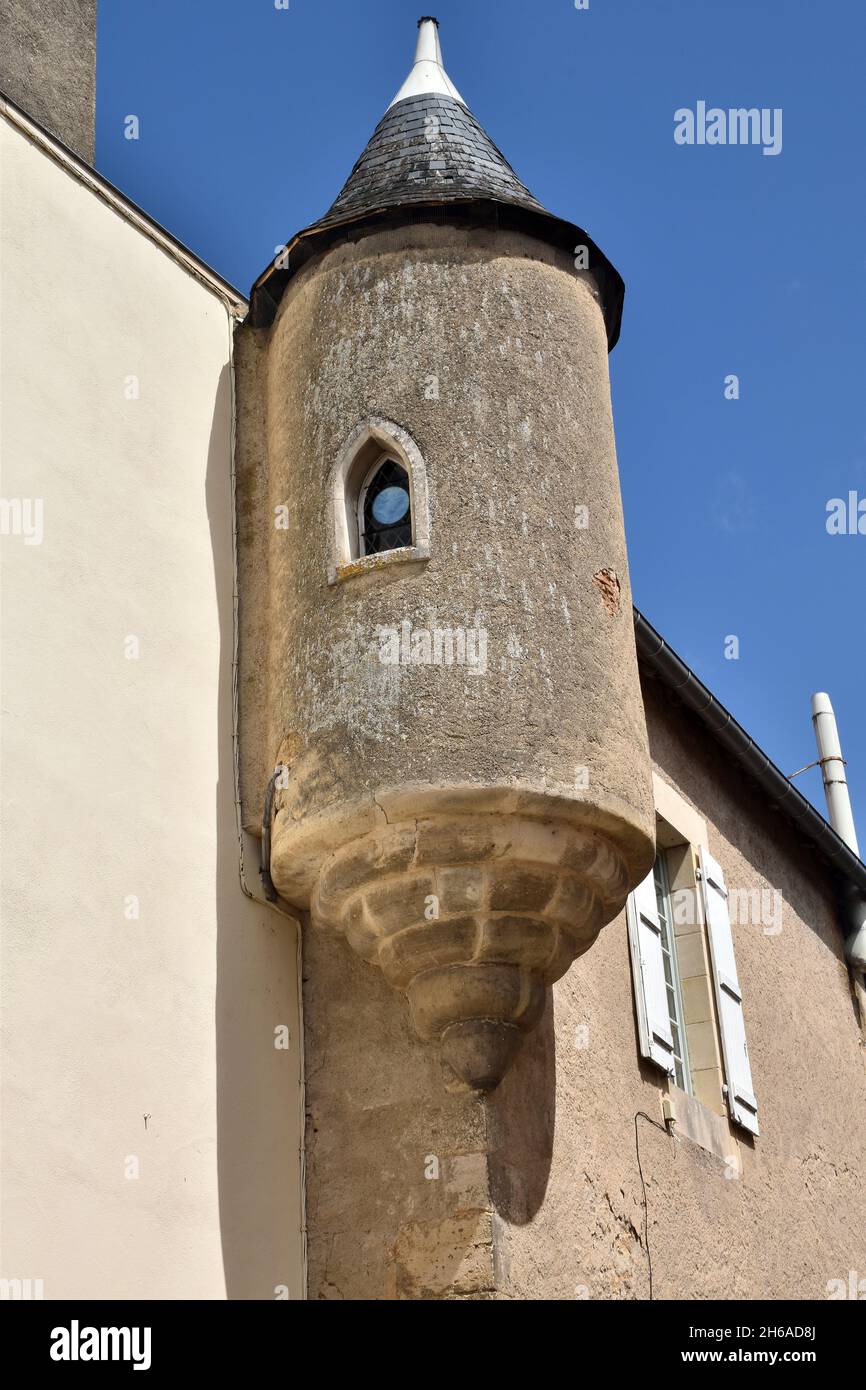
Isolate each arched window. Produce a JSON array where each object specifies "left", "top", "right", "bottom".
[
  {"left": 328, "top": 418, "right": 431, "bottom": 583},
  {"left": 358, "top": 455, "right": 413, "bottom": 555}
]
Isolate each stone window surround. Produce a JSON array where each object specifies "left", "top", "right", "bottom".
[
  {"left": 328, "top": 415, "right": 431, "bottom": 585},
  {"left": 651, "top": 771, "right": 742, "bottom": 1173}
]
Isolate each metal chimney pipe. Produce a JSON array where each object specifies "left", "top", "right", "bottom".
[
  {"left": 812, "top": 693, "right": 866, "bottom": 968},
  {"left": 811, "top": 693, "right": 859, "bottom": 855},
  {"left": 844, "top": 890, "right": 866, "bottom": 971}
]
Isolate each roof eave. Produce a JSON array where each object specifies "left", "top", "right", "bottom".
[
  {"left": 247, "top": 197, "right": 625, "bottom": 349},
  {"left": 0, "top": 89, "right": 248, "bottom": 317},
  {"left": 633, "top": 606, "right": 866, "bottom": 901}
]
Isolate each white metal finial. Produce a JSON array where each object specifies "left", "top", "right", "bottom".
[{"left": 387, "top": 17, "right": 466, "bottom": 109}]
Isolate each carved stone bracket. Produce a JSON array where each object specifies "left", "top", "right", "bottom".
[{"left": 308, "top": 813, "right": 631, "bottom": 1091}]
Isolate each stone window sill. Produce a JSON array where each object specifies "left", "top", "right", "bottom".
[
  {"left": 666, "top": 1083, "right": 742, "bottom": 1176},
  {"left": 329, "top": 544, "right": 430, "bottom": 586}
]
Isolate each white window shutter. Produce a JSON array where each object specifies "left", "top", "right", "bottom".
[
  {"left": 699, "top": 847, "right": 760, "bottom": 1136},
  {"left": 626, "top": 867, "right": 676, "bottom": 1075}
]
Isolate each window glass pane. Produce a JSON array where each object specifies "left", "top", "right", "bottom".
[
  {"left": 653, "top": 851, "right": 692, "bottom": 1095},
  {"left": 362, "top": 458, "right": 412, "bottom": 555}
]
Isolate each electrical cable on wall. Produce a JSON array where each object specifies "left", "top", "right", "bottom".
[{"left": 633, "top": 1109, "right": 676, "bottom": 1301}]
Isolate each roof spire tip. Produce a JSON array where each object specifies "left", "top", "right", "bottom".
[{"left": 390, "top": 13, "right": 463, "bottom": 108}]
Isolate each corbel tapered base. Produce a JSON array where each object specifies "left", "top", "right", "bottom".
[{"left": 306, "top": 812, "right": 630, "bottom": 1091}]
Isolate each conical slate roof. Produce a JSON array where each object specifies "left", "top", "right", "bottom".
[
  {"left": 249, "top": 18, "right": 624, "bottom": 347},
  {"left": 315, "top": 91, "right": 545, "bottom": 231},
  {"left": 315, "top": 19, "right": 547, "bottom": 232},
  {"left": 313, "top": 18, "right": 546, "bottom": 231}
]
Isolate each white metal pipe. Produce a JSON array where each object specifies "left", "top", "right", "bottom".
[
  {"left": 811, "top": 692, "right": 859, "bottom": 856},
  {"left": 844, "top": 888, "right": 866, "bottom": 970},
  {"left": 812, "top": 693, "right": 866, "bottom": 968}
]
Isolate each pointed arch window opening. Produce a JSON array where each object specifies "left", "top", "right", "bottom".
[{"left": 328, "top": 417, "right": 431, "bottom": 584}]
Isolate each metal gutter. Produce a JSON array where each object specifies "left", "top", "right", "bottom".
[{"left": 633, "top": 606, "right": 866, "bottom": 899}]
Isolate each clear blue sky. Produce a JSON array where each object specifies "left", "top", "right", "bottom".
[{"left": 96, "top": 0, "right": 866, "bottom": 839}]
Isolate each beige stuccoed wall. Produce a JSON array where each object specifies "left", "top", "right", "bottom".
[
  {"left": 491, "top": 675, "right": 866, "bottom": 1300},
  {"left": 0, "top": 116, "right": 304, "bottom": 1300}
]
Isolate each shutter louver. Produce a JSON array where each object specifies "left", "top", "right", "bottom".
[
  {"left": 626, "top": 866, "right": 676, "bottom": 1075},
  {"left": 699, "top": 847, "right": 760, "bottom": 1136}
]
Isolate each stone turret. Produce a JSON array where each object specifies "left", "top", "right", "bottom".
[{"left": 237, "top": 18, "right": 654, "bottom": 1097}]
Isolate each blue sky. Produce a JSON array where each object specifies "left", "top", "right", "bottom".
[{"left": 97, "top": 0, "right": 866, "bottom": 837}]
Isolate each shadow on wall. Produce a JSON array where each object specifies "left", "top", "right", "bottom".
[
  {"left": 488, "top": 994, "right": 556, "bottom": 1224},
  {"left": 205, "top": 363, "right": 304, "bottom": 1301}
]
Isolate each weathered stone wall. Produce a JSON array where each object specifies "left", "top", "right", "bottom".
[
  {"left": 237, "top": 219, "right": 656, "bottom": 1093},
  {"left": 0, "top": 0, "right": 96, "bottom": 162},
  {"left": 243, "top": 221, "right": 653, "bottom": 888}
]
